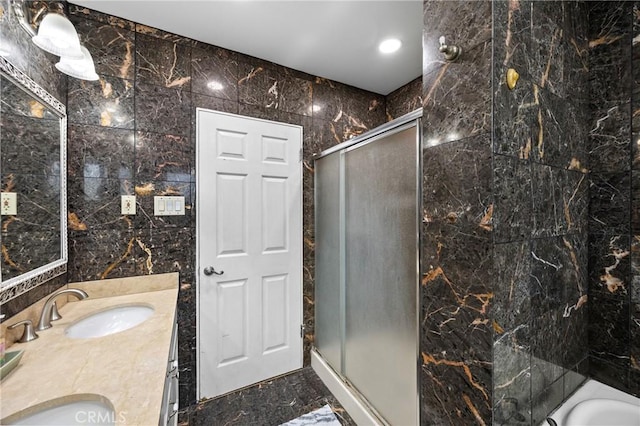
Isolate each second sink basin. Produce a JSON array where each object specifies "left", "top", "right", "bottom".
[
  {"left": 65, "top": 304, "right": 154, "bottom": 339},
  {"left": 2, "top": 395, "right": 115, "bottom": 425}
]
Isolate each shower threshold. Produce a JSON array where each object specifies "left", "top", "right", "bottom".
[{"left": 311, "top": 349, "right": 386, "bottom": 426}]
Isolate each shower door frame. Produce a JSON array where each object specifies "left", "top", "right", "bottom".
[{"left": 312, "top": 109, "right": 423, "bottom": 426}]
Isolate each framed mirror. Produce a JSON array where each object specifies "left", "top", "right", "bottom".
[{"left": 0, "top": 56, "right": 67, "bottom": 303}]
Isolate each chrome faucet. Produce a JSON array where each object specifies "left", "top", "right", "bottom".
[{"left": 37, "top": 288, "right": 89, "bottom": 331}]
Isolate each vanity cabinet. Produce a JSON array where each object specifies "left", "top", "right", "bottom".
[{"left": 160, "top": 320, "right": 179, "bottom": 426}]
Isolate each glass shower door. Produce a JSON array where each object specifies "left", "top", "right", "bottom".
[
  {"left": 343, "top": 126, "right": 418, "bottom": 426},
  {"left": 314, "top": 116, "right": 420, "bottom": 426}
]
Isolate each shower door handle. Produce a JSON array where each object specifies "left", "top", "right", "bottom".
[{"left": 203, "top": 266, "right": 224, "bottom": 276}]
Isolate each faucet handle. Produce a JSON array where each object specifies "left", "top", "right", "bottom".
[{"left": 8, "top": 319, "right": 39, "bottom": 343}]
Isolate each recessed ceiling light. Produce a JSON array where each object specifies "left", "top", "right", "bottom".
[{"left": 378, "top": 38, "right": 402, "bottom": 54}]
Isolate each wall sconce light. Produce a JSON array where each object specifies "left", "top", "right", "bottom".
[{"left": 10, "top": 0, "right": 98, "bottom": 81}]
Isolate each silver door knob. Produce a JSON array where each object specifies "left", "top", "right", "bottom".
[{"left": 203, "top": 266, "right": 224, "bottom": 276}]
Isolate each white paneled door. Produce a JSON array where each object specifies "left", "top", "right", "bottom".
[{"left": 196, "top": 109, "right": 303, "bottom": 399}]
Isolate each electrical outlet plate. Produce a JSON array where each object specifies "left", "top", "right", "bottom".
[
  {"left": 154, "top": 196, "right": 185, "bottom": 216},
  {"left": 121, "top": 195, "right": 136, "bottom": 215},
  {"left": 1, "top": 192, "right": 17, "bottom": 215}
]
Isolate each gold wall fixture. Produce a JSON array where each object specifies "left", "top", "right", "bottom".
[{"left": 506, "top": 68, "right": 519, "bottom": 90}]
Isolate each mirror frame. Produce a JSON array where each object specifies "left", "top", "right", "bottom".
[{"left": 0, "top": 55, "right": 67, "bottom": 304}]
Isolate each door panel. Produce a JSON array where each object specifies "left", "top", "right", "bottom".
[
  {"left": 216, "top": 173, "right": 248, "bottom": 256},
  {"left": 197, "top": 109, "right": 302, "bottom": 399}
]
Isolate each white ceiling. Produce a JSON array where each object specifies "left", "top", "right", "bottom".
[{"left": 68, "top": 0, "right": 422, "bottom": 95}]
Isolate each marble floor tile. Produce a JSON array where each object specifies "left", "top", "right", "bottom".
[{"left": 188, "top": 367, "right": 355, "bottom": 426}]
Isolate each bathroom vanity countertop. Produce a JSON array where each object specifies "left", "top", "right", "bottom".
[{"left": 0, "top": 273, "right": 179, "bottom": 425}]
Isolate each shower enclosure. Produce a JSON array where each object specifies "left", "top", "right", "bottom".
[{"left": 312, "top": 110, "right": 422, "bottom": 425}]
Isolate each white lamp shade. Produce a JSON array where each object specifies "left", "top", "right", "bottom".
[
  {"left": 55, "top": 46, "right": 99, "bottom": 81},
  {"left": 32, "top": 13, "right": 83, "bottom": 59}
]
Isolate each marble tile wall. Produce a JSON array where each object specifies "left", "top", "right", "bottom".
[
  {"left": 422, "top": 1, "right": 591, "bottom": 424},
  {"left": 0, "top": 1, "right": 67, "bottom": 318},
  {"left": 421, "top": 1, "right": 493, "bottom": 424},
  {"left": 492, "top": 2, "right": 591, "bottom": 424},
  {"left": 588, "top": 0, "right": 640, "bottom": 398}
]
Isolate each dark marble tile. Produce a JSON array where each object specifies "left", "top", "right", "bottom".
[
  {"left": 589, "top": 103, "right": 632, "bottom": 173},
  {"left": 562, "top": 295, "right": 589, "bottom": 369},
  {"left": 136, "top": 34, "right": 191, "bottom": 89},
  {"left": 493, "top": 155, "right": 532, "bottom": 243},
  {"left": 630, "top": 280, "right": 640, "bottom": 372},
  {"left": 190, "top": 367, "right": 355, "bottom": 426},
  {"left": 135, "top": 23, "right": 197, "bottom": 46},
  {"left": 531, "top": 164, "right": 588, "bottom": 237},
  {"left": 133, "top": 227, "right": 194, "bottom": 277},
  {"left": 531, "top": 309, "right": 564, "bottom": 395},
  {"left": 493, "top": 323, "right": 532, "bottom": 426},
  {"left": 531, "top": 377, "right": 564, "bottom": 426},
  {"left": 1, "top": 114, "right": 61, "bottom": 176},
  {"left": 192, "top": 94, "right": 238, "bottom": 116},
  {"left": 529, "top": 1, "right": 589, "bottom": 102},
  {"left": 68, "top": 4, "right": 136, "bottom": 31},
  {"left": 67, "top": 229, "right": 136, "bottom": 282},
  {"left": 422, "top": 0, "right": 492, "bottom": 145},
  {"left": 533, "top": 87, "right": 589, "bottom": 170},
  {"left": 385, "top": 77, "right": 422, "bottom": 121},
  {"left": 561, "top": 1, "right": 590, "bottom": 101},
  {"left": 71, "top": 15, "right": 135, "bottom": 81},
  {"left": 588, "top": 234, "right": 630, "bottom": 300},
  {"left": 589, "top": 356, "right": 630, "bottom": 393},
  {"left": 588, "top": 1, "right": 633, "bottom": 106},
  {"left": 563, "top": 358, "right": 589, "bottom": 400},
  {"left": 632, "top": 171, "right": 640, "bottom": 233},
  {"left": 191, "top": 44, "right": 238, "bottom": 100},
  {"left": 135, "top": 131, "right": 192, "bottom": 182},
  {"left": 531, "top": 235, "right": 588, "bottom": 318},
  {"left": 493, "top": 0, "right": 533, "bottom": 80},
  {"left": 278, "top": 74, "right": 313, "bottom": 117},
  {"left": 68, "top": 177, "right": 130, "bottom": 231},
  {"left": 238, "top": 61, "right": 279, "bottom": 110},
  {"left": 238, "top": 102, "right": 279, "bottom": 122},
  {"left": 310, "top": 118, "right": 359, "bottom": 151},
  {"left": 278, "top": 112, "right": 313, "bottom": 151},
  {"left": 420, "top": 352, "right": 492, "bottom": 426},
  {"left": 177, "top": 279, "right": 196, "bottom": 411},
  {"left": 68, "top": 125, "right": 134, "bottom": 180},
  {"left": 493, "top": 70, "right": 535, "bottom": 159},
  {"left": 1, "top": 231, "right": 60, "bottom": 281},
  {"left": 1, "top": 174, "right": 60, "bottom": 234},
  {"left": 421, "top": 219, "right": 492, "bottom": 425},
  {"left": 311, "top": 78, "right": 386, "bottom": 130},
  {"left": 423, "top": 134, "right": 492, "bottom": 226},
  {"left": 630, "top": 369, "right": 640, "bottom": 398},
  {"left": 494, "top": 241, "right": 531, "bottom": 331},
  {"left": 135, "top": 82, "right": 190, "bottom": 136},
  {"left": 589, "top": 297, "right": 630, "bottom": 368},
  {"left": 68, "top": 75, "right": 135, "bottom": 129},
  {"left": 590, "top": 172, "right": 631, "bottom": 235}
]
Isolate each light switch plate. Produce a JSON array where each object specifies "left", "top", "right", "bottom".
[
  {"left": 1, "top": 192, "right": 17, "bottom": 215},
  {"left": 154, "top": 196, "right": 185, "bottom": 216},
  {"left": 121, "top": 195, "right": 136, "bottom": 215}
]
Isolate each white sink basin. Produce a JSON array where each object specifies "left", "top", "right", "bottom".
[
  {"left": 3, "top": 396, "right": 115, "bottom": 425},
  {"left": 65, "top": 304, "right": 154, "bottom": 339}
]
